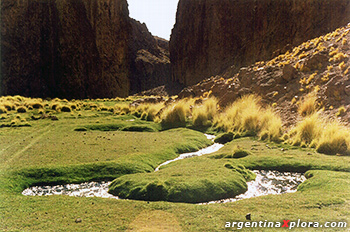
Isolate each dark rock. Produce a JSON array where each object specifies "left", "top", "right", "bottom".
[
  {"left": 1, "top": 0, "right": 132, "bottom": 99},
  {"left": 282, "top": 64, "right": 297, "bottom": 82},
  {"left": 129, "top": 19, "right": 171, "bottom": 94},
  {"left": 1, "top": 0, "right": 171, "bottom": 99},
  {"left": 303, "top": 53, "right": 329, "bottom": 71}
]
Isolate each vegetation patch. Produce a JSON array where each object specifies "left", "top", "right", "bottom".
[
  {"left": 74, "top": 127, "right": 88, "bottom": 131},
  {"left": 120, "top": 125, "right": 157, "bottom": 132},
  {"left": 208, "top": 137, "right": 350, "bottom": 173},
  {"left": 213, "top": 95, "right": 282, "bottom": 142},
  {"left": 214, "top": 132, "right": 234, "bottom": 144},
  {"left": 109, "top": 157, "right": 254, "bottom": 203}
]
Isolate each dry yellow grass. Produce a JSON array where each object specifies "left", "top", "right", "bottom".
[
  {"left": 192, "top": 97, "right": 218, "bottom": 127},
  {"left": 298, "top": 92, "right": 318, "bottom": 117},
  {"left": 140, "top": 103, "right": 164, "bottom": 121},
  {"left": 316, "top": 120, "right": 350, "bottom": 156},
  {"left": 288, "top": 113, "right": 323, "bottom": 147},
  {"left": 160, "top": 99, "right": 191, "bottom": 127},
  {"left": 214, "top": 95, "right": 282, "bottom": 141}
]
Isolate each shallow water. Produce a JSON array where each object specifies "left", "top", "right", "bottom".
[
  {"left": 22, "top": 181, "right": 118, "bottom": 199},
  {"left": 199, "top": 170, "right": 306, "bottom": 204},
  {"left": 155, "top": 134, "right": 224, "bottom": 171},
  {"left": 22, "top": 170, "right": 305, "bottom": 204},
  {"left": 22, "top": 134, "right": 305, "bottom": 203}
]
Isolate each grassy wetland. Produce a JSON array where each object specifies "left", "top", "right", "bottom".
[{"left": 1, "top": 95, "right": 350, "bottom": 231}]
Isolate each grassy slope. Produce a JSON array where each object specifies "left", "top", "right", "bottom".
[{"left": 1, "top": 103, "right": 350, "bottom": 231}]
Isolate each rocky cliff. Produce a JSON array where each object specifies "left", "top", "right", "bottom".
[
  {"left": 1, "top": 0, "right": 132, "bottom": 99},
  {"left": 1, "top": 0, "right": 171, "bottom": 99},
  {"left": 129, "top": 19, "right": 171, "bottom": 94},
  {"left": 170, "top": 0, "right": 350, "bottom": 86}
]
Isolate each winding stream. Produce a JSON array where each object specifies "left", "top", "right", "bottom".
[
  {"left": 155, "top": 134, "right": 223, "bottom": 171},
  {"left": 22, "top": 134, "right": 306, "bottom": 203},
  {"left": 22, "top": 170, "right": 305, "bottom": 203}
]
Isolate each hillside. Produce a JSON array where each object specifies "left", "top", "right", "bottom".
[{"left": 179, "top": 24, "right": 350, "bottom": 127}]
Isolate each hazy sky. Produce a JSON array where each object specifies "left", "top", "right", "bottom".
[{"left": 128, "top": 0, "right": 179, "bottom": 40}]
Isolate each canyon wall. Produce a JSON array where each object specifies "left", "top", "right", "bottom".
[
  {"left": 170, "top": 0, "right": 350, "bottom": 86},
  {"left": 1, "top": 0, "right": 131, "bottom": 99},
  {"left": 1, "top": 0, "right": 171, "bottom": 98},
  {"left": 129, "top": 19, "right": 171, "bottom": 94}
]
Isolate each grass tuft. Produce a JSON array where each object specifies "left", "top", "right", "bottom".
[
  {"left": 160, "top": 99, "right": 191, "bottom": 128},
  {"left": 316, "top": 120, "right": 350, "bottom": 156},
  {"left": 289, "top": 113, "right": 323, "bottom": 146},
  {"left": 16, "top": 106, "right": 27, "bottom": 113},
  {"left": 298, "top": 92, "right": 318, "bottom": 117},
  {"left": 192, "top": 97, "right": 218, "bottom": 127},
  {"left": 0, "top": 106, "right": 7, "bottom": 114},
  {"left": 60, "top": 105, "right": 72, "bottom": 112},
  {"left": 214, "top": 95, "right": 282, "bottom": 141}
]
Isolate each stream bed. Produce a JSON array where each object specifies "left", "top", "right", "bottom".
[
  {"left": 22, "top": 170, "right": 306, "bottom": 203},
  {"left": 22, "top": 134, "right": 306, "bottom": 203}
]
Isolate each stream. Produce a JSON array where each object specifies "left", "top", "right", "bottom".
[
  {"left": 155, "top": 134, "right": 224, "bottom": 171},
  {"left": 22, "top": 134, "right": 306, "bottom": 203}
]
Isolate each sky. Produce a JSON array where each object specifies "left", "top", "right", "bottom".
[{"left": 127, "top": 0, "right": 179, "bottom": 40}]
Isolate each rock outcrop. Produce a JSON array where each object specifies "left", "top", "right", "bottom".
[
  {"left": 170, "top": 0, "right": 350, "bottom": 86},
  {"left": 129, "top": 19, "right": 171, "bottom": 94},
  {"left": 1, "top": 0, "right": 171, "bottom": 99}
]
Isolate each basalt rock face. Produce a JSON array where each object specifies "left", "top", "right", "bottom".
[
  {"left": 1, "top": 0, "right": 168, "bottom": 99},
  {"left": 1, "top": 0, "right": 131, "bottom": 99},
  {"left": 129, "top": 19, "right": 171, "bottom": 94},
  {"left": 170, "top": 0, "right": 350, "bottom": 86}
]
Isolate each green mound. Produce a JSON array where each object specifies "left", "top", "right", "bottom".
[
  {"left": 108, "top": 157, "right": 255, "bottom": 203},
  {"left": 214, "top": 132, "right": 234, "bottom": 144},
  {"left": 226, "top": 148, "right": 251, "bottom": 159},
  {"left": 120, "top": 125, "right": 157, "bottom": 132}
]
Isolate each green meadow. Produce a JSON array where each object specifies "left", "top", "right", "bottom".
[{"left": 1, "top": 96, "right": 349, "bottom": 231}]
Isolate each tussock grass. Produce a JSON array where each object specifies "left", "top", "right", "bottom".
[
  {"left": 114, "top": 103, "right": 131, "bottom": 115},
  {"left": 60, "top": 105, "right": 72, "bottom": 112},
  {"left": 259, "top": 107, "right": 283, "bottom": 141},
  {"left": 288, "top": 112, "right": 350, "bottom": 156},
  {"left": 134, "top": 103, "right": 164, "bottom": 121},
  {"left": 2, "top": 102, "right": 15, "bottom": 111},
  {"left": 159, "top": 99, "right": 191, "bottom": 128},
  {"left": 288, "top": 113, "right": 323, "bottom": 147},
  {"left": 298, "top": 92, "right": 318, "bottom": 117},
  {"left": 30, "top": 101, "right": 44, "bottom": 109},
  {"left": 16, "top": 106, "right": 27, "bottom": 113},
  {"left": 50, "top": 102, "right": 61, "bottom": 111},
  {"left": 316, "top": 120, "right": 350, "bottom": 156},
  {"left": 192, "top": 97, "right": 218, "bottom": 127},
  {"left": 214, "top": 95, "right": 282, "bottom": 141},
  {"left": 0, "top": 106, "right": 7, "bottom": 114}
]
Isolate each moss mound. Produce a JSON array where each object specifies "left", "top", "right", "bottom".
[
  {"left": 108, "top": 157, "right": 254, "bottom": 203},
  {"left": 225, "top": 148, "right": 252, "bottom": 159},
  {"left": 120, "top": 125, "right": 157, "bottom": 132},
  {"left": 214, "top": 132, "right": 235, "bottom": 144}
]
